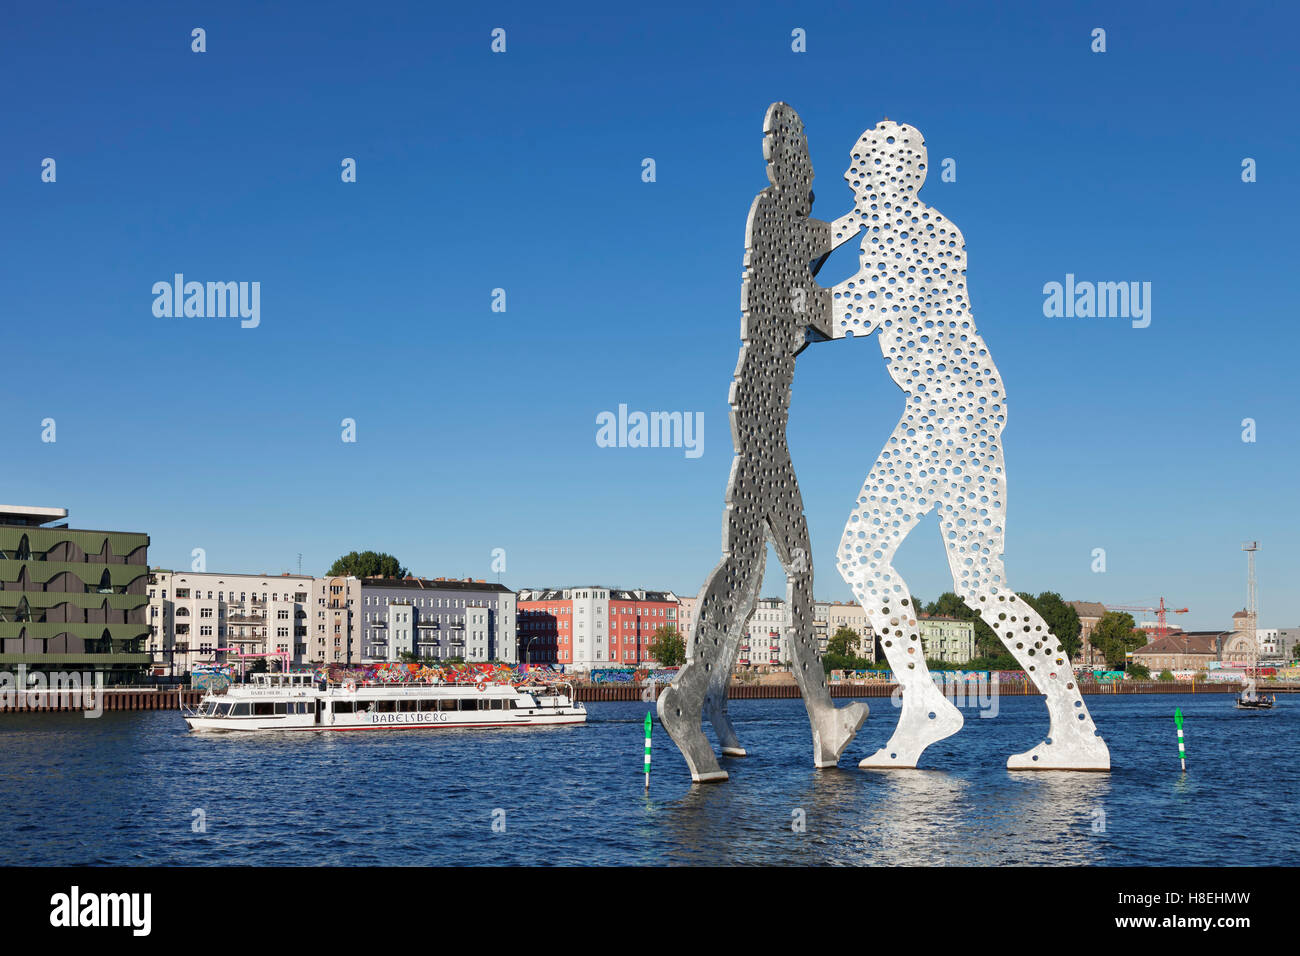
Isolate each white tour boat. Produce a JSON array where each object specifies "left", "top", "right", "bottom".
[{"left": 183, "top": 672, "right": 587, "bottom": 733}]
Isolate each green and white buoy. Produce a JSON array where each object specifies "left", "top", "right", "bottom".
[
  {"left": 1174, "top": 707, "right": 1187, "bottom": 772},
  {"left": 644, "top": 710, "right": 652, "bottom": 790}
]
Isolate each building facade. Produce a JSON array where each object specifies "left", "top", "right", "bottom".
[
  {"left": 516, "top": 587, "right": 677, "bottom": 670},
  {"left": 359, "top": 577, "right": 516, "bottom": 664},
  {"left": 147, "top": 570, "right": 320, "bottom": 675},
  {"left": 312, "top": 575, "right": 360, "bottom": 665},
  {"left": 0, "top": 506, "right": 152, "bottom": 681},
  {"left": 1130, "top": 632, "right": 1228, "bottom": 673},
  {"left": 918, "top": 615, "right": 976, "bottom": 664},
  {"left": 676, "top": 594, "right": 698, "bottom": 648},
  {"left": 1068, "top": 601, "right": 1109, "bottom": 667},
  {"left": 815, "top": 600, "right": 876, "bottom": 660},
  {"left": 741, "top": 597, "right": 789, "bottom": 667}
]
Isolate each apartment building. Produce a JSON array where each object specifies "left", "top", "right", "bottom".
[
  {"left": 814, "top": 600, "right": 876, "bottom": 660},
  {"left": 918, "top": 614, "right": 976, "bottom": 664},
  {"left": 741, "top": 597, "right": 789, "bottom": 667},
  {"left": 359, "top": 577, "right": 516, "bottom": 664},
  {"left": 147, "top": 570, "right": 324, "bottom": 675},
  {"left": 0, "top": 505, "right": 152, "bottom": 681},
  {"left": 517, "top": 586, "right": 678, "bottom": 670}
]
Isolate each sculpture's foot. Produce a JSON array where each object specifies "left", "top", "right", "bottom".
[
  {"left": 858, "top": 686, "right": 963, "bottom": 769},
  {"left": 1007, "top": 731, "right": 1111, "bottom": 771},
  {"left": 657, "top": 684, "right": 728, "bottom": 783},
  {"left": 705, "top": 694, "right": 746, "bottom": 757},
  {"left": 810, "top": 701, "right": 869, "bottom": 768}
]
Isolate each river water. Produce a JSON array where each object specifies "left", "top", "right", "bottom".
[{"left": 0, "top": 694, "right": 1292, "bottom": 866}]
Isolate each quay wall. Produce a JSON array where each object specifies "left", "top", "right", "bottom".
[{"left": 0, "top": 681, "right": 1292, "bottom": 712}]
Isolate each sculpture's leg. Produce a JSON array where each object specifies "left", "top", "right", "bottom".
[
  {"left": 767, "top": 482, "right": 867, "bottom": 768},
  {"left": 701, "top": 508, "right": 766, "bottom": 757},
  {"left": 837, "top": 428, "right": 963, "bottom": 769},
  {"left": 936, "top": 449, "right": 1110, "bottom": 771},
  {"left": 659, "top": 489, "right": 765, "bottom": 781}
]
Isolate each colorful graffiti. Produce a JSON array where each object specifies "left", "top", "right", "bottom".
[
  {"left": 589, "top": 667, "right": 680, "bottom": 685},
  {"left": 312, "top": 660, "right": 571, "bottom": 688}
]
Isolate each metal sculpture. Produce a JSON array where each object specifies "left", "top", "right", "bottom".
[
  {"left": 829, "top": 119, "right": 1110, "bottom": 770},
  {"left": 657, "top": 103, "right": 868, "bottom": 782}
]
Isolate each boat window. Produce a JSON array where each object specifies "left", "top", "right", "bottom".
[
  {"left": 273, "top": 702, "right": 287, "bottom": 715},
  {"left": 254, "top": 702, "right": 275, "bottom": 716},
  {"left": 399, "top": 700, "right": 418, "bottom": 712},
  {"left": 509, "top": 700, "right": 519, "bottom": 709},
  {"left": 418, "top": 699, "right": 437, "bottom": 711},
  {"left": 438, "top": 699, "right": 457, "bottom": 711},
  {"left": 231, "top": 703, "right": 251, "bottom": 717},
  {"left": 216, "top": 702, "right": 233, "bottom": 717},
  {"left": 460, "top": 698, "right": 479, "bottom": 711},
  {"left": 334, "top": 701, "right": 355, "bottom": 714},
  {"left": 375, "top": 699, "right": 396, "bottom": 713},
  {"left": 490, "top": 699, "right": 504, "bottom": 710}
]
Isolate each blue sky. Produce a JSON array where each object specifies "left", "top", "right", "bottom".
[{"left": 3, "top": 0, "right": 1297, "bottom": 631}]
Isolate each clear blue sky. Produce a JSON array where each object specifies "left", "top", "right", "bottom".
[{"left": 3, "top": 0, "right": 1297, "bottom": 632}]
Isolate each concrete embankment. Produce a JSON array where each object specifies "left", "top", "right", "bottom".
[
  {"left": 577, "top": 680, "right": 1295, "bottom": 702},
  {"left": 0, "top": 681, "right": 1291, "bottom": 712}
]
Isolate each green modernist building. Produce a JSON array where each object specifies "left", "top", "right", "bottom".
[{"left": 0, "top": 505, "right": 153, "bottom": 681}]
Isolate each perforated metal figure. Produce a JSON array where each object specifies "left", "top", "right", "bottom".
[
  {"left": 658, "top": 103, "right": 868, "bottom": 782},
  {"left": 827, "top": 120, "right": 1110, "bottom": 770}
]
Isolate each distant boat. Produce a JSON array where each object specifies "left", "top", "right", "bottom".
[{"left": 1235, "top": 676, "right": 1275, "bottom": 711}]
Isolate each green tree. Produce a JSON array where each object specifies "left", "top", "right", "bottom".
[
  {"left": 1090, "top": 611, "right": 1146, "bottom": 668},
  {"left": 648, "top": 626, "right": 686, "bottom": 667},
  {"left": 826, "top": 626, "right": 862, "bottom": 658},
  {"left": 1015, "top": 591, "right": 1082, "bottom": 660},
  {"left": 1157, "top": 669, "right": 1174, "bottom": 682},
  {"left": 326, "top": 551, "right": 408, "bottom": 579},
  {"left": 1128, "top": 662, "right": 1151, "bottom": 680}
]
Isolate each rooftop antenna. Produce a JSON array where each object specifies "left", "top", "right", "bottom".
[{"left": 297, "top": 553, "right": 303, "bottom": 576}]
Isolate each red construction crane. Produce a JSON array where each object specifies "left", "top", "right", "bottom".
[{"left": 1107, "top": 597, "right": 1189, "bottom": 642}]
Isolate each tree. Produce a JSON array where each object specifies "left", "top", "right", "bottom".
[
  {"left": 827, "top": 626, "right": 862, "bottom": 658},
  {"left": 326, "top": 551, "right": 408, "bottom": 579},
  {"left": 1157, "top": 669, "right": 1175, "bottom": 682},
  {"left": 1128, "top": 662, "right": 1151, "bottom": 680},
  {"left": 1016, "top": 591, "right": 1082, "bottom": 660},
  {"left": 648, "top": 626, "right": 686, "bottom": 667},
  {"left": 1090, "top": 611, "right": 1146, "bottom": 668}
]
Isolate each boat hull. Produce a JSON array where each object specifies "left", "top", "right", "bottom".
[{"left": 185, "top": 710, "right": 587, "bottom": 732}]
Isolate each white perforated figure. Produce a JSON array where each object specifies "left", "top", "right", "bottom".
[
  {"left": 658, "top": 103, "right": 868, "bottom": 783},
  {"left": 828, "top": 120, "right": 1110, "bottom": 770}
]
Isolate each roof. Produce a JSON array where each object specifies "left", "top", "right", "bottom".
[
  {"left": 1069, "top": 601, "right": 1108, "bottom": 619},
  {"left": 518, "top": 587, "right": 678, "bottom": 603},
  {"left": 1132, "top": 631, "right": 1232, "bottom": 657},
  {"left": 360, "top": 577, "right": 513, "bottom": 594},
  {"left": 0, "top": 505, "right": 68, "bottom": 527}
]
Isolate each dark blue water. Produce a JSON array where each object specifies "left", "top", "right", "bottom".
[{"left": 0, "top": 695, "right": 1292, "bottom": 865}]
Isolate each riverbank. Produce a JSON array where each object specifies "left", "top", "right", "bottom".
[{"left": 1, "top": 679, "right": 1294, "bottom": 712}]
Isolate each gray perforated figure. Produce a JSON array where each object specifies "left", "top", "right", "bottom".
[
  {"left": 657, "top": 103, "right": 868, "bottom": 783},
  {"left": 828, "top": 119, "right": 1110, "bottom": 770}
]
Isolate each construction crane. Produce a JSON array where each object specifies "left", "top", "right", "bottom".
[{"left": 1107, "top": 597, "right": 1189, "bottom": 642}]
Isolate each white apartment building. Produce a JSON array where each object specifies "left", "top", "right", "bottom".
[
  {"left": 147, "top": 570, "right": 359, "bottom": 675},
  {"left": 741, "top": 597, "right": 790, "bottom": 667},
  {"left": 815, "top": 600, "right": 876, "bottom": 660}
]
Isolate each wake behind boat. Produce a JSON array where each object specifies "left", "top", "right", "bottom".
[{"left": 183, "top": 672, "right": 586, "bottom": 732}]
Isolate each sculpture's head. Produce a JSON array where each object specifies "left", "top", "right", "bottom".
[
  {"left": 763, "top": 102, "right": 815, "bottom": 213},
  {"left": 845, "top": 120, "right": 927, "bottom": 199}
]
